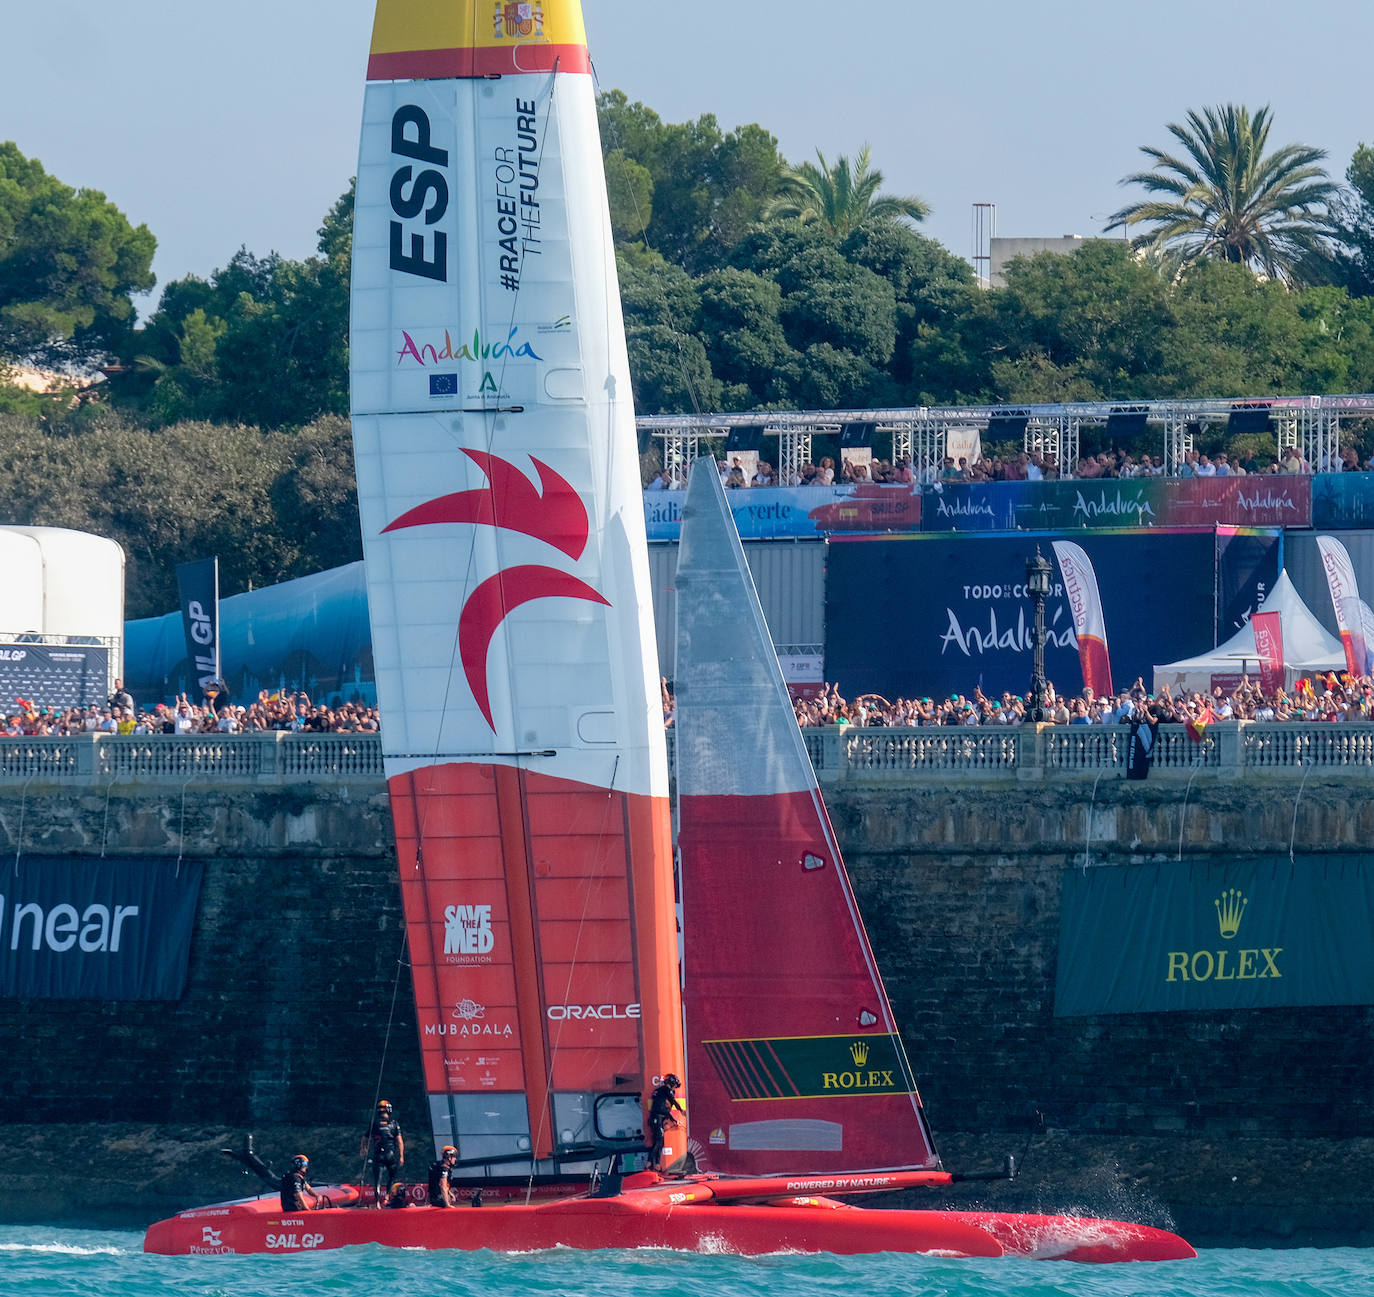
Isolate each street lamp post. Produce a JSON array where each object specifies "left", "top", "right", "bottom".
[{"left": 1025, "top": 548, "right": 1052, "bottom": 722}]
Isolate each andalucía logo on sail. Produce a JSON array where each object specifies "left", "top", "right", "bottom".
[{"left": 383, "top": 449, "right": 610, "bottom": 730}]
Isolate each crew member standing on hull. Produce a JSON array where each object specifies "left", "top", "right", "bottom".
[
  {"left": 280, "top": 1155, "right": 325, "bottom": 1212},
  {"left": 428, "top": 1145, "right": 459, "bottom": 1207},
  {"left": 361, "top": 1100, "right": 405, "bottom": 1207},
  {"left": 646, "top": 1074, "right": 684, "bottom": 1172}
]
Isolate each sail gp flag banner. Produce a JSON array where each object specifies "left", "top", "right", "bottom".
[
  {"left": 0, "top": 856, "right": 203, "bottom": 1000},
  {"left": 1054, "top": 856, "right": 1374, "bottom": 1016},
  {"left": 825, "top": 531, "right": 1218, "bottom": 701}
]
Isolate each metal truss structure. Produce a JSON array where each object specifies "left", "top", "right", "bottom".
[{"left": 640, "top": 393, "right": 1374, "bottom": 478}]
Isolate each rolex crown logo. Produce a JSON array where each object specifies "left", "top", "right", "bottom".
[
  {"left": 1214, "top": 888, "right": 1248, "bottom": 939},
  {"left": 849, "top": 1040, "right": 870, "bottom": 1066}
]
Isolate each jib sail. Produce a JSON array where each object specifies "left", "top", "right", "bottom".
[{"left": 673, "top": 458, "right": 939, "bottom": 1175}]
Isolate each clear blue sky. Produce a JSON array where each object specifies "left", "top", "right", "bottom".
[{"left": 3, "top": 0, "right": 1370, "bottom": 311}]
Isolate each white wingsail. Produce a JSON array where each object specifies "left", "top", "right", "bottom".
[{"left": 349, "top": 0, "right": 683, "bottom": 1177}]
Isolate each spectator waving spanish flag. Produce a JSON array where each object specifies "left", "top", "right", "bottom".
[{"left": 1186, "top": 704, "right": 1215, "bottom": 743}]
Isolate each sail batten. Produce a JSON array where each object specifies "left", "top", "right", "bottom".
[{"left": 675, "top": 458, "right": 940, "bottom": 1176}]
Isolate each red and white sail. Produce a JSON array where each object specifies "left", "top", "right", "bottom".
[
  {"left": 351, "top": 0, "right": 682, "bottom": 1177},
  {"left": 1315, "top": 535, "right": 1369, "bottom": 676},
  {"left": 1051, "top": 540, "right": 1114, "bottom": 697},
  {"left": 674, "top": 458, "right": 940, "bottom": 1175}
]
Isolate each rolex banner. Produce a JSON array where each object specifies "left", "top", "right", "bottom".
[
  {"left": 0, "top": 856, "right": 203, "bottom": 1000},
  {"left": 1054, "top": 856, "right": 1374, "bottom": 1016}
]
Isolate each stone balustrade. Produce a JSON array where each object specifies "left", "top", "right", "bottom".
[{"left": 1, "top": 722, "right": 1371, "bottom": 785}]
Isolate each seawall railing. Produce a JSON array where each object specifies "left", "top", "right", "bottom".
[
  {"left": 0, "top": 723, "right": 1370, "bottom": 786},
  {"left": 0, "top": 732, "right": 385, "bottom": 785}
]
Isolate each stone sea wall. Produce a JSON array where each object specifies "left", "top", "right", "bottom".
[{"left": 0, "top": 774, "right": 1368, "bottom": 1244}]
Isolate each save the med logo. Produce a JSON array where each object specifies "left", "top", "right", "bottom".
[{"left": 444, "top": 904, "right": 495, "bottom": 961}]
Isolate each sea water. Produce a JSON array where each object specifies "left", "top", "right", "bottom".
[{"left": 1, "top": 1228, "right": 1371, "bottom": 1297}]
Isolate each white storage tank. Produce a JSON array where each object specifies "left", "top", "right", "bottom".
[
  {"left": 0, "top": 526, "right": 126, "bottom": 671},
  {"left": 0, "top": 530, "right": 44, "bottom": 636}
]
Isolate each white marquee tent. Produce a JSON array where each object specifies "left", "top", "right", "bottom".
[{"left": 1152, "top": 570, "right": 1345, "bottom": 694}]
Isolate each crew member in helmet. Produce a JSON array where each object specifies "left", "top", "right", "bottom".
[
  {"left": 646, "top": 1074, "right": 684, "bottom": 1172},
  {"left": 280, "top": 1154, "right": 325, "bottom": 1212},
  {"left": 384, "top": 1180, "right": 410, "bottom": 1209},
  {"left": 428, "top": 1145, "right": 459, "bottom": 1207},
  {"left": 360, "top": 1100, "right": 405, "bottom": 1207}
]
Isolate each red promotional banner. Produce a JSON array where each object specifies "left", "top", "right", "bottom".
[
  {"left": 1251, "top": 611, "right": 1285, "bottom": 695},
  {"left": 1051, "top": 540, "right": 1115, "bottom": 697}
]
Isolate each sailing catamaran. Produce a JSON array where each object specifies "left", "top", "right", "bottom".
[{"left": 145, "top": 0, "right": 1191, "bottom": 1260}]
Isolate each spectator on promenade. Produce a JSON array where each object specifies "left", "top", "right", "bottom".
[{"left": 109, "top": 679, "right": 133, "bottom": 713}]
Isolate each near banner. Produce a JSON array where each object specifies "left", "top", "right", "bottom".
[
  {"left": 1055, "top": 856, "right": 1374, "bottom": 1016},
  {"left": 0, "top": 856, "right": 203, "bottom": 1000}
]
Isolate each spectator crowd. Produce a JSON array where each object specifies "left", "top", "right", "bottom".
[
  {"left": 7, "top": 672, "right": 1369, "bottom": 742},
  {"left": 3, "top": 681, "right": 379, "bottom": 738},
  {"left": 786, "top": 673, "right": 1374, "bottom": 730},
  {"left": 643, "top": 442, "right": 1374, "bottom": 489}
]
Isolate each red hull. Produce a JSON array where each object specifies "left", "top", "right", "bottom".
[{"left": 144, "top": 1174, "right": 1193, "bottom": 1261}]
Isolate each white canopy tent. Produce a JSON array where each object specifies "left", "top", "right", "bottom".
[{"left": 1153, "top": 571, "right": 1345, "bottom": 694}]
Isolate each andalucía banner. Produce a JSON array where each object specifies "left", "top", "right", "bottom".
[
  {"left": 1054, "top": 856, "right": 1374, "bottom": 1016},
  {"left": 1051, "top": 540, "right": 1114, "bottom": 697}
]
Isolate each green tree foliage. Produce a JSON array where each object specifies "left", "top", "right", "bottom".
[
  {"left": 1334, "top": 143, "right": 1374, "bottom": 297},
  {"left": 986, "top": 241, "right": 1173, "bottom": 400},
  {"left": 1108, "top": 104, "right": 1338, "bottom": 285},
  {"left": 616, "top": 250, "right": 722, "bottom": 414},
  {"left": 0, "top": 142, "right": 155, "bottom": 367},
  {"left": 597, "top": 92, "right": 787, "bottom": 273},
  {"left": 117, "top": 186, "right": 352, "bottom": 430},
  {"left": 10, "top": 95, "right": 1374, "bottom": 624},
  {"left": 0, "top": 410, "right": 359, "bottom": 617},
  {"left": 767, "top": 145, "right": 929, "bottom": 238}
]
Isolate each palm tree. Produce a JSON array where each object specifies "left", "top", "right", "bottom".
[
  {"left": 1107, "top": 104, "right": 1338, "bottom": 284},
  {"left": 767, "top": 145, "right": 930, "bottom": 238}
]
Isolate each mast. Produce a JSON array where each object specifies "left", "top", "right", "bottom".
[
  {"left": 350, "top": 0, "right": 683, "bottom": 1179},
  {"left": 674, "top": 457, "right": 940, "bottom": 1175}
]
